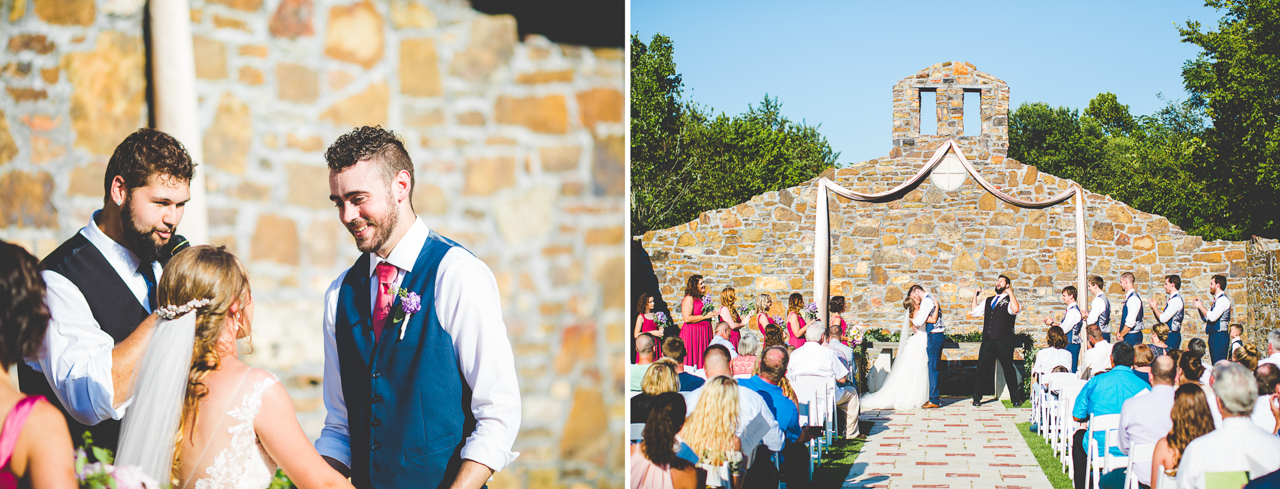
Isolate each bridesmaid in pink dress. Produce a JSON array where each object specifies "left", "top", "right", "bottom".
[
  {"left": 830, "top": 295, "right": 849, "bottom": 340},
  {"left": 634, "top": 293, "right": 663, "bottom": 361},
  {"left": 716, "top": 287, "right": 745, "bottom": 350},
  {"left": 786, "top": 292, "right": 808, "bottom": 349},
  {"left": 752, "top": 293, "right": 775, "bottom": 338},
  {"left": 679, "top": 275, "right": 714, "bottom": 370}
]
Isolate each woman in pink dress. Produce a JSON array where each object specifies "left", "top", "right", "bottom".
[
  {"left": 786, "top": 293, "right": 808, "bottom": 349},
  {"left": 752, "top": 294, "right": 775, "bottom": 338},
  {"left": 0, "top": 241, "right": 75, "bottom": 488},
  {"left": 634, "top": 293, "right": 663, "bottom": 361},
  {"left": 731, "top": 333, "right": 760, "bottom": 376},
  {"left": 716, "top": 287, "right": 745, "bottom": 350},
  {"left": 679, "top": 275, "right": 714, "bottom": 370},
  {"left": 830, "top": 295, "right": 850, "bottom": 341}
]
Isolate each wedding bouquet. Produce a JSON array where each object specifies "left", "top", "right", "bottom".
[
  {"left": 76, "top": 434, "right": 160, "bottom": 489},
  {"left": 803, "top": 301, "right": 820, "bottom": 321},
  {"left": 737, "top": 304, "right": 753, "bottom": 319},
  {"left": 701, "top": 297, "right": 717, "bottom": 314}
]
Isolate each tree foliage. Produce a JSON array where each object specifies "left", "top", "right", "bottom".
[{"left": 630, "top": 34, "right": 838, "bottom": 234}]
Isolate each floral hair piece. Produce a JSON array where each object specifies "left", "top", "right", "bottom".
[{"left": 156, "top": 298, "right": 213, "bottom": 320}]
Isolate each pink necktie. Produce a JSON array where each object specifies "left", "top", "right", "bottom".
[{"left": 373, "top": 262, "right": 398, "bottom": 342}]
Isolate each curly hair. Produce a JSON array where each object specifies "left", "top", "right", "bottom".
[
  {"left": 324, "top": 125, "right": 415, "bottom": 194},
  {"left": 642, "top": 392, "right": 686, "bottom": 466},
  {"left": 1046, "top": 326, "right": 1067, "bottom": 350},
  {"left": 787, "top": 293, "right": 803, "bottom": 315},
  {"left": 763, "top": 324, "right": 785, "bottom": 349},
  {"left": 720, "top": 287, "right": 738, "bottom": 322},
  {"left": 104, "top": 128, "right": 195, "bottom": 195},
  {"left": 636, "top": 293, "right": 653, "bottom": 316},
  {"left": 0, "top": 241, "right": 50, "bottom": 369},
  {"left": 829, "top": 295, "right": 846, "bottom": 313},
  {"left": 680, "top": 376, "right": 740, "bottom": 466},
  {"left": 684, "top": 274, "right": 703, "bottom": 299},
  {"left": 158, "top": 246, "right": 252, "bottom": 483},
  {"left": 1166, "top": 384, "right": 1214, "bottom": 470}
]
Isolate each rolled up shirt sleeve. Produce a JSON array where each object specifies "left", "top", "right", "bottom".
[
  {"left": 1204, "top": 295, "right": 1230, "bottom": 322},
  {"left": 435, "top": 249, "right": 521, "bottom": 472},
  {"left": 1086, "top": 296, "right": 1105, "bottom": 325},
  {"left": 27, "top": 271, "right": 126, "bottom": 425},
  {"left": 1159, "top": 296, "right": 1183, "bottom": 323},
  {"left": 315, "top": 272, "right": 352, "bottom": 466},
  {"left": 912, "top": 297, "right": 932, "bottom": 327}
]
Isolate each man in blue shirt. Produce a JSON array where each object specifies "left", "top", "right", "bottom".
[
  {"left": 663, "top": 337, "right": 704, "bottom": 392},
  {"left": 1071, "top": 341, "right": 1149, "bottom": 489},
  {"left": 739, "top": 345, "right": 812, "bottom": 487}
]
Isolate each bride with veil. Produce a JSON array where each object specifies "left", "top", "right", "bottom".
[
  {"left": 115, "top": 246, "right": 354, "bottom": 489},
  {"left": 860, "top": 295, "right": 933, "bottom": 411}
]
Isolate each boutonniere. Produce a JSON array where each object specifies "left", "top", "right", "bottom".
[{"left": 391, "top": 287, "right": 422, "bottom": 340}]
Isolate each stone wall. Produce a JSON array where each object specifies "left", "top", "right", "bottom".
[
  {"left": 0, "top": 1, "right": 624, "bottom": 487},
  {"left": 1247, "top": 237, "right": 1280, "bottom": 353},
  {"left": 636, "top": 63, "right": 1250, "bottom": 351}
]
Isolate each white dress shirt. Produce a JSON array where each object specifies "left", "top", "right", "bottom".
[
  {"left": 25, "top": 211, "right": 160, "bottom": 425},
  {"left": 1175, "top": 417, "right": 1280, "bottom": 489},
  {"left": 683, "top": 383, "right": 785, "bottom": 451},
  {"left": 1061, "top": 304, "right": 1084, "bottom": 343},
  {"left": 970, "top": 293, "right": 1015, "bottom": 319},
  {"left": 1032, "top": 347, "right": 1073, "bottom": 377},
  {"left": 1251, "top": 395, "right": 1278, "bottom": 434},
  {"left": 824, "top": 340, "right": 854, "bottom": 371},
  {"left": 1080, "top": 340, "right": 1113, "bottom": 378},
  {"left": 787, "top": 343, "right": 850, "bottom": 383},
  {"left": 1123, "top": 291, "right": 1143, "bottom": 331},
  {"left": 1201, "top": 292, "right": 1231, "bottom": 322},
  {"left": 1261, "top": 352, "right": 1280, "bottom": 369},
  {"left": 709, "top": 335, "right": 738, "bottom": 359},
  {"left": 1087, "top": 293, "right": 1110, "bottom": 333},
  {"left": 913, "top": 293, "right": 945, "bottom": 333},
  {"left": 316, "top": 218, "right": 521, "bottom": 472},
  {"left": 1158, "top": 292, "right": 1184, "bottom": 331},
  {"left": 1118, "top": 384, "right": 1176, "bottom": 487}
]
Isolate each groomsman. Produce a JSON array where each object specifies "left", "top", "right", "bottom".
[
  {"left": 1193, "top": 274, "right": 1233, "bottom": 363},
  {"left": 1147, "top": 275, "right": 1185, "bottom": 350},
  {"left": 19, "top": 128, "right": 194, "bottom": 450},
  {"left": 1044, "top": 286, "right": 1084, "bottom": 372},
  {"left": 1084, "top": 275, "right": 1112, "bottom": 342},
  {"left": 970, "top": 275, "right": 1024, "bottom": 406},
  {"left": 1116, "top": 272, "right": 1145, "bottom": 346}
]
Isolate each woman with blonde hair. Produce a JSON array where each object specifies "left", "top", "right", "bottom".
[
  {"left": 785, "top": 293, "right": 808, "bottom": 349},
  {"left": 716, "top": 287, "right": 746, "bottom": 352},
  {"left": 632, "top": 359, "right": 680, "bottom": 423},
  {"left": 116, "top": 246, "right": 354, "bottom": 489},
  {"left": 1150, "top": 322, "right": 1171, "bottom": 358},
  {"left": 1151, "top": 384, "right": 1216, "bottom": 483},
  {"left": 751, "top": 294, "right": 775, "bottom": 339},
  {"left": 679, "top": 376, "right": 743, "bottom": 488},
  {"left": 1234, "top": 343, "right": 1260, "bottom": 371}
]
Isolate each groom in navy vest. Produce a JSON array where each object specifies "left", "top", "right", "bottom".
[
  {"left": 970, "top": 274, "right": 1025, "bottom": 406},
  {"left": 316, "top": 127, "right": 521, "bottom": 489}
]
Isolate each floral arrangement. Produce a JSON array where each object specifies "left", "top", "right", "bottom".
[
  {"left": 737, "top": 304, "right": 753, "bottom": 319},
  {"left": 701, "top": 297, "right": 717, "bottom": 314},
  {"left": 863, "top": 328, "right": 901, "bottom": 343},
  {"left": 76, "top": 433, "right": 159, "bottom": 489},
  {"left": 654, "top": 311, "right": 673, "bottom": 328},
  {"left": 946, "top": 331, "right": 984, "bottom": 343},
  {"left": 771, "top": 315, "right": 783, "bottom": 325},
  {"left": 803, "top": 301, "right": 820, "bottom": 321}
]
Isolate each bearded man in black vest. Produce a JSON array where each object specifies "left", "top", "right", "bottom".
[
  {"left": 19, "top": 128, "right": 194, "bottom": 451},
  {"left": 969, "top": 274, "right": 1026, "bottom": 406}
]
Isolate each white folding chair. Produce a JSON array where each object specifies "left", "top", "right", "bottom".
[
  {"left": 796, "top": 401, "right": 814, "bottom": 482},
  {"left": 733, "top": 373, "right": 752, "bottom": 380},
  {"left": 629, "top": 423, "right": 644, "bottom": 442},
  {"left": 1154, "top": 464, "right": 1175, "bottom": 489},
  {"left": 1087, "top": 414, "right": 1123, "bottom": 489},
  {"left": 1057, "top": 381, "right": 1086, "bottom": 476},
  {"left": 1124, "top": 443, "right": 1155, "bottom": 489}
]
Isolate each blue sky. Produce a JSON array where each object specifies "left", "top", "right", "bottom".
[{"left": 631, "top": 0, "right": 1224, "bottom": 165}]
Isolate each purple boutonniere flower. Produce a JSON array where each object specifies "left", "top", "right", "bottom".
[{"left": 402, "top": 291, "right": 422, "bottom": 314}]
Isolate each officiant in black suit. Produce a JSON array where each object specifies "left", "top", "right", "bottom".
[
  {"left": 18, "top": 128, "right": 194, "bottom": 450},
  {"left": 970, "top": 274, "right": 1025, "bottom": 406}
]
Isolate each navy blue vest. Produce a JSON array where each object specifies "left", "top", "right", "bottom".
[
  {"left": 1121, "top": 291, "right": 1143, "bottom": 330},
  {"left": 1205, "top": 293, "right": 1232, "bottom": 334},
  {"left": 1064, "top": 304, "right": 1083, "bottom": 345},
  {"left": 335, "top": 232, "right": 475, "bottom": 489},
  {"left": 1095, "top": 294, "right": 1111, "bottom": 333},
  {"left": 1165, "top": 293, "right": 1184, "bottom": 332},
  {"left": 982, "top": 295, "right": 1016, "bottom": 341}
]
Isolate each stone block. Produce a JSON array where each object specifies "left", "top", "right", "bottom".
[
  {"left": 399, "top": 38, "right": 441, "bottom": 97},
  {"left": 8, "top": 34, "right": 55, "bottom": 54},
  {"left": 463, "top": 156, "right": 515, "bottom": 196},
  {"left": 324, "top": 0, "right": 383, "bottom": 68},
  {"left": 952, "top": 252, "right": 977, "bottom": 272},
  {"left": 984, "top": 245, "right": 1007, "bottom": 261},
  {"left": 6, "top": 88, "right": 47, "bottom": 102},
  {"left": 277, "top": 63, "right": 319, "bottom": 103},
  {"left": 906, "top": 216, "right": 934, "bottom": 234},
  {"left": 208, "top": 0, "right": 259, "bottom": 11},
  {"left": 990, "top": 212, "right": 1014, "bottom": 226},
  {"left": 577, "top": 88, "right": 623, "bottom": 128},
  {"left": 1177, "top": 236, "right": 1203, "bottom": 253},
  {"left": 238, "top": 66, "right": 264, "bottom": 85},
  {"left": 285, "top": 134, "right": 324, "bottom": 152},
  {"left": 450, "top": 15, "right": 516, "bottom": 81},
  {"left": 0, "top": 171, "right": 56, "bottom": 228},
  {"left": 412, "top": 183, "right": 447, "bottom": 215},
  {"left": 540, "top": 146, "right": 580, "bottom": 172},
  {"left": 774, "top": 207, "right": 800, "bottom": 222},
  {"left": 34, "top": 0, "right": 93, "bottom": 25},
  {"left": 307, "top": 219, "right": 345, "bottom": 267},
  {"left": 1106, "top": 204, "right": 1133, "bottom": 224},
  {"left": 203, "top": 94, "right": 252, "bottom": 175},
  {"left": 592, "top": 135, "right": 624, "bottom": 196},
  {"left": 1021, "top": 258, "right": 1041, "bottom": 275},
  {"left": 0, "top": 112, "right": 15, "bottom": 165},
  {"left": 389, "top": 0, "right": 434, "bottom": 29},
  {"left": 743, "top": 228, "right": 764, "bottom": 243},
  {"left": 63, "top": 32, "right": 145, "bottom": 155},
  {"left": 1133, "top": 235, "right": 1155, "bottom": 251},
  {"left": 320, "top": 82, "right": 388, "bottom": 126},
  {"left": 755, "top": 276, "right": 786, "bottom": 290},
  {"left": 251, "top": 214, "right": 299, "bottom": 265},
  {"left": 517, "top": 70, "right": 574, "bottom": 84},
  {"left": 269, "top": 0, "right": 314, "bottom": 38},
  {"left": 192, "top": 36, "right": 227, "bottom": 79},
  {"left": 1092, "top": 222, "right": 1114, "bottom": 241},
  {"left": 404, "top": 107, "right": 444, "bottom": 128},
  {"left": 494, "top": 95, "right": 568, "bottom": 134},
  {"left": 214, "top": 15, "right": 250, "bottom": 31},
  {"left": 559, "top": 387, "right": 607, "bottom": 463},
  {"left": 285, "top": 164, "right": 329, "bottom": 208}
]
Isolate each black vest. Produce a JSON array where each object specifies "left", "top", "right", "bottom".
[
  {"left": 982, "top": 295, "right": 1017, "bottom": 341},
  {"left": 18, "top": 232, "right": 185, "bottom": 450}
]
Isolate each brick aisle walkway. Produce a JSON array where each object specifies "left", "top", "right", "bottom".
[{"left": 842, "top": 398, "right": 1053, "bottom": 489}]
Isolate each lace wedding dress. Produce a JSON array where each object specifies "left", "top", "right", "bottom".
[
  {"left": 860, "top": 324, "right": 930, "bottom": 411},
  {"left": 178, "top": 368, "right": 280, "bottom": 489}
]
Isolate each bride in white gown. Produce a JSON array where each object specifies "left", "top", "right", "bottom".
[
  {"left": 860, "top": 297, "right": 931, "bottom": 411},
  {"left": 116, "top": 246, "right": 354, "bottom": 489}
]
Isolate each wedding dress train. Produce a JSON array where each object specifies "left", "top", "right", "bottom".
[{"left": 859, "top": 326, "right": 930, "bottom": 411}]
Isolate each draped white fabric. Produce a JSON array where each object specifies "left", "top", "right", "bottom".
[
  {"left": 117, "top": 313, "right": 197, "bottom": 484},
  {"left": 812, "top": 140, "right": 1083, "bottom": 330}
]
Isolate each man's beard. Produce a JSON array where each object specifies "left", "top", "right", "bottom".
[
  {"left": 995, "top": 284, "right": 1008, "bottom": 294},
  {"left": 348, "top": 200, "right": 399, "bottom": 254},
  {"left": 120, "top": 198, "right": 171, "bottom": 263}
]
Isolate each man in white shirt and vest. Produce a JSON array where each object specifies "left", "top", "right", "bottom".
[
  {"left": 1148, "top": 274, "right": 1185, "bottom": 350},
  {"left": 1117, "top": 272, "right": 1145, "bottom": 346},
  {"left": 1193, "top": 274, "right": 1233, "bottom": 364},
  {"left": 1085, "top": 275, "right": 1112, "bottom": 343},
  {"left": 1044, "top": 286, "right": 1084, "bottom": 372},
  {"left": 20, "top": 128, "right": 194, "bottom": 452}
]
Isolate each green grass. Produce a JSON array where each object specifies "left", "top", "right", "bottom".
[
  {"left": 1016, "top": 421, "right": 1073, "bottom": 489},
  {"left": 811, "top": 437, "right": 865, "bottom": 488},
  {"left": 1004, "top": 399, "right": 1031, "bottom": 409}
]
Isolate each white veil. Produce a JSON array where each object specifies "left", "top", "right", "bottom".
[
  {"left": 116, "top": 312, "right": 197, "bottom": 483},
  {"left": 897, "top": 302, "right": 913, "bottom": 353}
]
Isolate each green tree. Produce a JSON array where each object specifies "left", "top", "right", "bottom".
[{"left": 1179, "top": 0, "right": 1280, "bottom": 239}]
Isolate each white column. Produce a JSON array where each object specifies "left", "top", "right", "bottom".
[
  {"left": 149, "top": 0, "right": 208, "bottom": 244},
  {"left": 1075, "top": 187, "right": 1088, "bottom": 369}
]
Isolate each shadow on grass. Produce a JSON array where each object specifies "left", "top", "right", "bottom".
[
  {"left": 1015, "top": 421, "right": 1073, "bottom": 489},
  {"left": 809, "top": 437, "right": 870, "bottom": 489}
]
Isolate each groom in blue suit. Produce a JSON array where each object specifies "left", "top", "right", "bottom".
[
  {"left": 316, "top": 127, "right": 521, "bottom": 489},
  {"left": 909, "top": 286, "right": 944, "bottom": 409}
]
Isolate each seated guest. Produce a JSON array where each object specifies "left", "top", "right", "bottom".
[
  {"left": 1080, "top": 324, "right": 1114, "bottom": 379},
  {"left": 732, "top": 333, "right": 760, "bottom": 376},
  {"left": 709, "top": 321, "right": 739, "bottom": 359},
  {"left": 1187, "top": 338, "right": 1212, "bottom": 384},
  {"left": 1033, "top": 326, "right": 1073, "bottom": 378},
  {"left": 1252, "top": 364, "right": 1280, "bottom": 434},
  {"left": 633, "top": 359, "right": 680, "bottom": 423},
  {"left": 680, "top": 376, "right": 745, "bottom": 488},
  {"left": 739, "top": 346, "right": 806, "bottom": 486},
  {"left": 1072, "top": 341, "right": 1148, "bottom": 489},
  {"left": 1176, "top": 363, "right": 1280, "bottom": 488},
  {"left": 1151, "top": 384, "right": 1216, "bottom": 486},
  {"left": 1260, "top": 330, "right": 1280, "bottom": 368},
  {"left": 823, "top": 321, "right": 854, "bottom": 374},
  {"left": 787, "top": 325, "right": 861, "bottom": 439},
  {"left": 762, "top": 324, "right": 786, "bottom": 350},
  {"left": 664, "top": 337, "right": 705, "bottom": 392},
  {"left": 1245, "top": 468, "right": 1280, "bottom": 489},
  {"left": 1150, "top": 323, "right": 1171, "bottom": 358},
  {"left": 1101, "top": 356, "right": 1176, "bottom": 489},
  {"left": 0, "top": 241, "right": 76, "bottom": 487},
  {"left": 632, "top": 334, "right": 658, "bottom": 391},
  {"left": 683, "top": 345, "right": 784, "bottom": 454},
  {"left": 1180, "top": 355, "right": 1222, "bottom": 427},
  {"left": 1235, "top": 343, "right": 1259, "bottom": 371},
  {"left": 1133, "top": 344, "right": 1155, "bottom": 384},
  {"left": 630, "top": 392, "right": 697, "bottom": 489}
]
